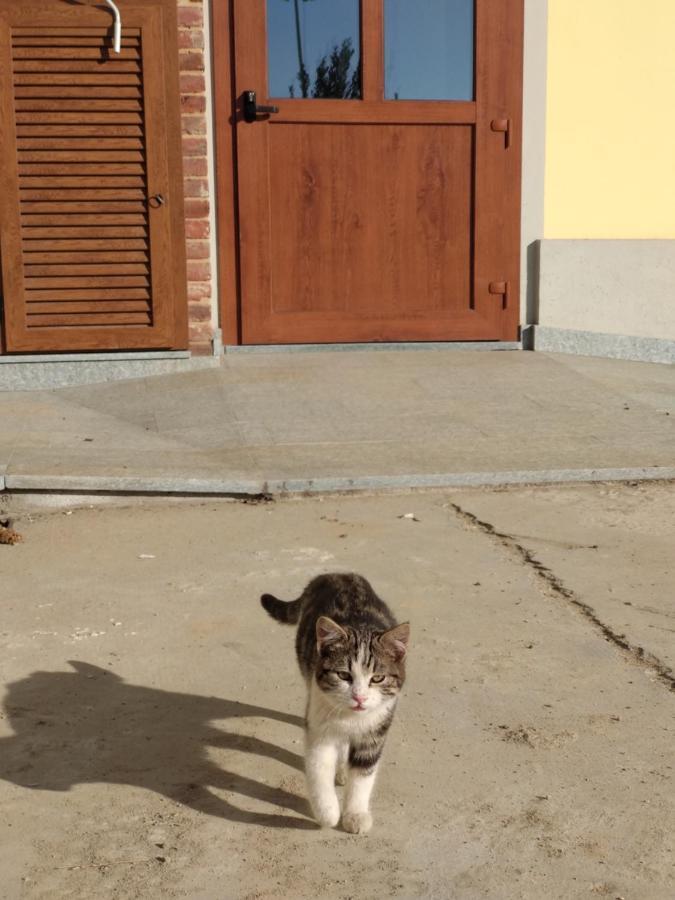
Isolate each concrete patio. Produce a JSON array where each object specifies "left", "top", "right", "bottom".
[
  {"left": 0, "top": 349, "right": 674, "bottom": 496},
  {"left": 2, "top": 485, "right": 675, "bottom": 898}
]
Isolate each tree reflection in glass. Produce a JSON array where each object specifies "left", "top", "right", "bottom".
[{"left": 267, "top": 0, "right": 361, "bottom": 99}]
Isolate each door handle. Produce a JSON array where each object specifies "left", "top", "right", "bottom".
[
  {"left": 490, "top": 118, "right": 511, "bottom": 149},
  {"left": 243, "top": 90, "right": 279, "bottom": 123}
]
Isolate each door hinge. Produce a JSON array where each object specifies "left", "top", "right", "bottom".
[
  {"left": 489, "top": 281, "right": 509, "bottom": 309},
  {"left": 490, "top": 118, "right": 511, "bottom": 149}
]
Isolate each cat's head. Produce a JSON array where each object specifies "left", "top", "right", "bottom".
[{"left": 313, "top": 617, "right": 410, "bottom": 714}]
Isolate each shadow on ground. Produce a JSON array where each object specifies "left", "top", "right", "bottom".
[{"left": 0, "top": 661, "right": 313, "bottom": 829}]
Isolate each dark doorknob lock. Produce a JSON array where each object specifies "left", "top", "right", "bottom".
[{"left": 243, "top": 90, "right": 279, "bottom": 123}]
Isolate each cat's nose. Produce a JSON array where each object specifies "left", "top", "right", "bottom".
[{"left": 352, "top": 693, "right": 367, "bottom": 704}]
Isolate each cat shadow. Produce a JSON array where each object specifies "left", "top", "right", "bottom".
[{"left": 0, "top": 661, "right": 314, "bottom": 830}]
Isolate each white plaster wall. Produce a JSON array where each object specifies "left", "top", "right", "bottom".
[{"left": 520, "top": 0, "right": 548, "bottom": 325}]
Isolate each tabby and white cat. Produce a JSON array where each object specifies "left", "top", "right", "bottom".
[{"left": 261, "top": 573, "right": 410, "bottom": 834}]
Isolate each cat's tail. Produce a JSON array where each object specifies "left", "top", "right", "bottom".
[{"left": 260, "top": 593, "right": 302, "bottom": 625}]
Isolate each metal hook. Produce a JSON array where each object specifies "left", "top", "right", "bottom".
[{"left": 104, "top": 0, "right": 122, "bottom": 54}]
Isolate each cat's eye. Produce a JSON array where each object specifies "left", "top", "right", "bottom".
[
  {"left": 336, "top": 671, "right": 352, "bottom": 682},
  {"left": 370, "top": 674, "right": 386, "bottom": 683}
]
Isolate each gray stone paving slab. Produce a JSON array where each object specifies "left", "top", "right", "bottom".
[
  {"left": 0, "top": 351, "right": 673, "bottom": 494},
  {"left": 5, "top": 446, "right": 259, "bottom": 480}
]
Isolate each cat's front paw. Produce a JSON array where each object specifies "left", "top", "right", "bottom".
[
  {"left": 313, "top": 796, "right": 340, "bottom": 828},
  {"left": 342, "top": 811, "right": 373, "bottom": 834}
]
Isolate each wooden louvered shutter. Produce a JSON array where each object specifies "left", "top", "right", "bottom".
[{"left": 0, "top": 0, "right": 187, "bottom": 352}]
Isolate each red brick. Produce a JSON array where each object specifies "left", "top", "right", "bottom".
[
  {"left": 183, "top": 178, "right": 208, "bottom": 198},
  {"left": 185, "top": 218, "right": 210, "bottom": 239},
  {"left": 184, "top": 198, "right": 209, "bottom": 218},
  {"left": 188, "top": 341, "right": 214, "bottom": 357},
  {"left": 178, "top": 29, "right": 204, "bottom": 50},
  {"left": 188, "top": 317, "right": 212, "bottom": 333},
  {"left": 187, "top": 280, "right": 212, "bottom": 301},
  {"left": 181, "top": 115, "right": 206, "bottom": 135},
  {"left": 180, "top": 94, "right": 206, "bottom": 114},
  {"left": 188, "top": 319, "right": 212, "bottom": 336},
  {"left": 187, "top": 260, "right": 211, "bottom": 281},
  {"left": 186, "top": 240, "right": 210, "bottom": 260},
  {"left": 188, "top": 325, "right": 212, "bottom": 341},
  {"left": 182, "top": 156, "right": 207, "bottom": 177},
  {"left": 187, "top": 302, "right": 212, "bottom": 322},
  {"left": 179, "top": 51, "right": 205, "bottom": 72},
  {"left": 180, "top": 73, "right": 206, "bottom": 94},
  {"left": 182, "top": 136, "right": 207, "bottom": 157},
  {"left": 189, "top": 331, "right": 213, "bottom": 344},
  {"left": 177, "top": 8, "right": 203, "bottom": 28}
]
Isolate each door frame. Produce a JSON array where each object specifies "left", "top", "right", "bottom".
[
  {"left": 212, "top": 0, "right": 240, "bottom": 345},
  {"left": 212, "top": 0, "right": 527, "bottom": 347}
]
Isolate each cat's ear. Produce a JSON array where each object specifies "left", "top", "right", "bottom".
[
  {"left": 379, "top": 623, "right": 410, "bottom": 661},
  {"left": 316, "top": 616, "right": 348, "bottom": 652}
]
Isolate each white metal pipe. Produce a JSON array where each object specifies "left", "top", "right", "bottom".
[{"left": 104, "top": 0, "right": 122, "bottom": 54}]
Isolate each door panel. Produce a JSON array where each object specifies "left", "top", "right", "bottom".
[
  {"left": 0, "top": 0, "right": 187, "bottom": 352},
  {"left": 234, "top": 0, "right": 523, "bottom": 345},
  {"left": 268, "top": 123, "right": 472, "bottom": 319}
]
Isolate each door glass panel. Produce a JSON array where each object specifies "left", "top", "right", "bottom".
[
  {"left": 385, "top": 0, "right": 474, "bottom": 100},
  {"left": 267, "top": 0, "right": 361, "bottom": 99}
]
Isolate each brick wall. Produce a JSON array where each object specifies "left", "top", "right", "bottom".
[{"left": 177, "top": 0, "right": 214, "bottom": 355}]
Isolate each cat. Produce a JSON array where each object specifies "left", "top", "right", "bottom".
[{"left": 260, "top": 572, "right": 410, "bottom": 834}]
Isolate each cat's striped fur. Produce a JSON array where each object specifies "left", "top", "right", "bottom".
[{"left": 261, "top": 573, "right": 410, "bottom": 833}]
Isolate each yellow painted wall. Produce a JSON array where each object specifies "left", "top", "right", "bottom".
[{"left": 545, "top": 0, "right": 675, "bottom": 238}]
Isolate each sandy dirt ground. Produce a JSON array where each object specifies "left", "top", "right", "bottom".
[{"left": 1, "top": 484, "right": 674, "bottom": 899}]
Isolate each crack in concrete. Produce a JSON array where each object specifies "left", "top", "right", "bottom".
[{"left": 449, "top": 502, "right": 675, "bottom": 694}]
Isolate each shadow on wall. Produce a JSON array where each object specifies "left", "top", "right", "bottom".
[
  {"left": 0, "top": 661, "right": 313, "bottom": 830},
  {"left": 521, "top": 241, "right": 542, "bottom": 350}
]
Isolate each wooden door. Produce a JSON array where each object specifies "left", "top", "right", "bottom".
[
  {"left": 232, "top": 0, "right": 523, "bottom": 345},
  {"left": 0, "top": 0, "right": 187, "bottom": 353}
]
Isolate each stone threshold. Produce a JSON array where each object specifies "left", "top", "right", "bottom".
[
  {"left": 225, "top": 341, "right": 522, "bottom": 353},
  {"left": 0, "top": 353, "right": 220, "bottom": 391},
  {"left": 0, "top": 351, "right": 192, "bottom": 363}
]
